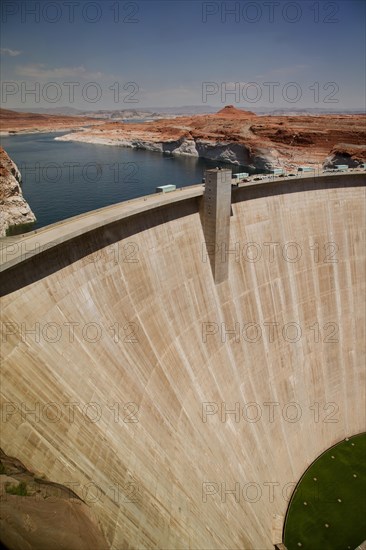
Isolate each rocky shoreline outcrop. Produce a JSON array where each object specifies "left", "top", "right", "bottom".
[
  {"left": 55, "top": 130, "right": 283, "bottom": 171},
  {"left": 0, "top": 147, "right": 36, "bottom": 237},
  {"left": 323, "top": 143, "right": 366, "bottom": 168},
  {"left": 0, "top": 449, "right": 108, "bottom": 550}
]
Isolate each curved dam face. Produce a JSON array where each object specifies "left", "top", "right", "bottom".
[{"left": 0, "top": 174, "right": 365, "bottom": 549}]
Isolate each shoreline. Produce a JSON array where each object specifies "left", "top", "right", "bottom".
[
  {"left": 55, "top": 132, "right": 255, "bottom": 166},
  {"left": 55, "top": 133, "right": 203, "bottom": 157},
  {"left": 54, "top": 131, "right": 300, "bottom": 169},
  {"left": 3, "top": 124, "right": 365, "bottom": 174},
  {"left": 54, "top": 129, "right": 366, "bottom": 172},
  {"left": 0, "top": 117, "right": 182, "bottom": 138},
  {"left": 0, "top": 126, "right": 100, "bottom": 137}
]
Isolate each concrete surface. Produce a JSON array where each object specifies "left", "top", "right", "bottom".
[
  {"left": 203, "top": 169, "right": 232, "bottom": 283},
  {"left": 0, "top": 172, "right": 365, "bottom": 549}
]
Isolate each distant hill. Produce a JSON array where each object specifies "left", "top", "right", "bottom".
[
  {"left": 256, "top": 107, "right": 366, "bottom": 116},
  {"left": 8, "top": 105, "right": 366, "bottom": 119},
  {"left": 13, "top": 106, "right": 85, "bottom": 116},
  {"left": 214, "top": 105, "right": 256, "bottom": 118},
  {"left": 10, "top": 105, "right": 219, "bottom": 117},
  {"left": 0, "top": 108, "right": 103, "bottom": 134},
  {"left": 10, "top": 107, "right": 178, "bottom": 120}
]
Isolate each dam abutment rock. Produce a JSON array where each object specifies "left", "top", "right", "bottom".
[{"left": 0, "top": 147, "right": 36, "bottom": 237}]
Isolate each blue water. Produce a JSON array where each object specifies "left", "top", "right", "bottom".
[{"left": 1, "top": 132, "right": 248, "bottom": 229}]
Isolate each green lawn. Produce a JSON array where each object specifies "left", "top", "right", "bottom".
[{"left": 284, "top": 433, "right": 366, "bottom": 550}]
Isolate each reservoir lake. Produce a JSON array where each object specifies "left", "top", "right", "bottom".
[{"left": 1, "top": 132, "right": 247, "bottom": 230}]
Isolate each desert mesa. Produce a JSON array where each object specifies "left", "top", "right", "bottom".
[{"left": 1, "top": 106, "right": 365, "bottom": 172}]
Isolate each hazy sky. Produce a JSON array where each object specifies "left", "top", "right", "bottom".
[{"left": 1, "top": 0, "right": 365, "bottom": 110}]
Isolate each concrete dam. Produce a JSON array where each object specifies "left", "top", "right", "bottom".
[{"left": 0, "top": 171, "right": 365, "bottom": 549}]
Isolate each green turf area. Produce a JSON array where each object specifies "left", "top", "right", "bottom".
[{"left": 284, "top": 433, "right": 366, "bottom": 550}]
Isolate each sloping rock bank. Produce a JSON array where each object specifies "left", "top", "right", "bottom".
[
  {"left": 56, "top": 132, "right": 280, "bottom": 171},
  {"left": 324, "top": 143, "right": 366, "bottom": 168},
  {"left": 0, "top": 148, "right": 36, "bottom": 237},
  {"left": 0, "top": 449, "right": 109, "bottom": 550},
  {"left": 0, "top": 108, "right": 104, "bottom": 135}
]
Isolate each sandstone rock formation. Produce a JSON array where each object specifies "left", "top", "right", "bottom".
[
  {"left": 0, "top": 449, "right": 109, "bottom": 550},
  {"left": 214, "top": 105, "right": 257, "bottom": 118},
  {"left": 0, "top": 148, "right": 36, "bottom": 237},
  {"left": 323, "top": 143, "right": 366, "bottom": 168},
  {"left": 0, "top": 108, "right": 104, "bottom": 135},
  {"left": 56, "top": 106, "right": 366, "bottom": 171}
]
